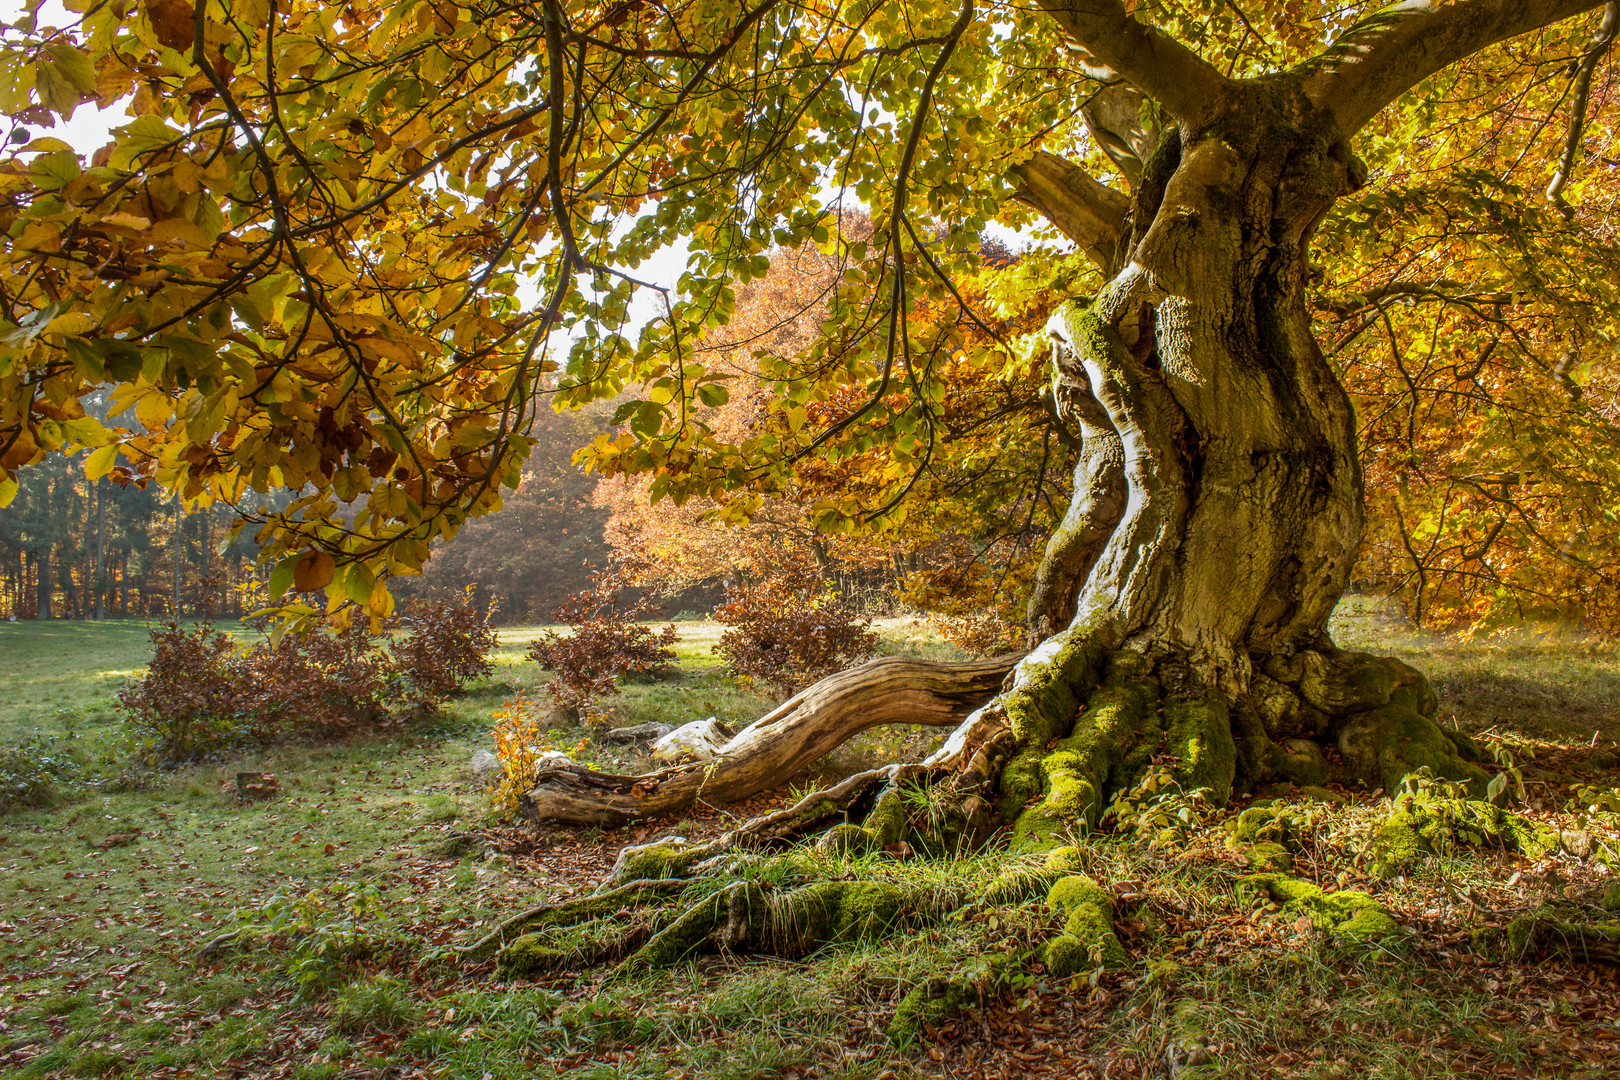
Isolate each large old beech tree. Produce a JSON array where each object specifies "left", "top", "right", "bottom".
[{"left": 1, "top": 0, "right": 1615, "bottom": 978}]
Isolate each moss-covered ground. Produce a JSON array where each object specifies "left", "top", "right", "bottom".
[{"left": 0, "top": 605, "right": 1618, "bottom": 1079}]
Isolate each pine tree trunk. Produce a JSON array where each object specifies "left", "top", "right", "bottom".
[
  {"left": 94, "top": 478, "right": 106, "bottom": 620},
  {"left": 172, "top": 496, "right": 182, "bottom": 617},
  {"left": 36, "top": 548, "right": 50, "bottom": 620}
]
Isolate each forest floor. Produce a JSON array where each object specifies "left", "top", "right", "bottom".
[{"left": 0, "top": 602, "right": 1617, "bottom": 1079}]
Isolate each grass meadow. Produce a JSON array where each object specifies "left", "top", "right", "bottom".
[{"left": 0, "top": 603, "right": 1616, "bottom": 1079}]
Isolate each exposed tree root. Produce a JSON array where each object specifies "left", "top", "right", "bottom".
[
  {"left": 1237, "top": 873, "right": 1404, "bottom": 943},
  {"left": 457, "top": 878, "right": 690, "bottom": 960},
  {"left": 521, "top": 654, "right": 1020, "bottom": 826},
  {"left": 1476, "top": 908, "right": 1620, "bottom": 965},
  {"left": 488, "top": 630, "right": 1508, "bottom": 1045},
  {"left": 1366, "top": 789, "right": 1559, "bottom": 878}
]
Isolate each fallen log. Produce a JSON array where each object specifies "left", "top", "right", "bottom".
[{"left": 521, "top": 653, "right": 1021, "bottom": 826}]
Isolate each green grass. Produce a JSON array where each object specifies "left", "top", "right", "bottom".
[
  {"left": 0, "top": 618, "right": 165, "bottom": 745},
  {"left": 0, "top": 606, "right": 1617, "bottom": 1078}
]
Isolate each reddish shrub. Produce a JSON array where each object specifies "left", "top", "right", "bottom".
[
  {"left": 712, "top": 563, "right": 876, "bottom": 693},
  {"left": 241, "top": 623, "right": 410, "bottom": 731},
  {"left": 118, "top": 620, "right": 257, "bottom": 763},
  {"left": 931, "top": 611, "right": 1026, "bottom": 658},
  {"left": 120, "top": 593, "right": 498, "bottom": 763},
  {"left": 392, "top": 592, "right": 500, "bottom": 707},
  {"left": 528, "top": 552, "right": 678, "bottom": 719}
]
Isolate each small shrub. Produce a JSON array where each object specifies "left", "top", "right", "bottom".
[
  {"left": 712, "top": 562, "right": 876, "bottom": 693},
  {"left": 490, "top": 693, "right": 588, "bottom": 813},
  {"left": 333, "top": 976, "right": 422, "bottom": 1035},
  {"left": 931, "top": 611, "right": 1026, "bottom": 658},
  {"left": 231, "top": 882, "right": 408, "bottom": 1000},
  {"left": 528, "top": 551, "right": 677, "bottom": 719},
  {"left": 0, "top": 737, "right": 80, "bottom": 810},
  {"left": 392, "top": 590, "right": 500, "bottom": 705},
  {"left": 118, "top": 620, "right": 258, "bottom": 764},
  {"left": 120, "top": 593, "right": 499, "bottom": 765},
  {"left": 243, "top": 622, "right": 410, "bottom": 732}
]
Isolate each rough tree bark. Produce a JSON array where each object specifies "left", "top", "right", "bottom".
[
  {"left": 521, "top": 0, "right": 1609, "bottom": 845},
  {"left": 490, "top": 0, "right": 1617, "bottom": 1010}
]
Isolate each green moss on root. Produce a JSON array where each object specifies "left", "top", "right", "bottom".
[
  {"left": 1164, "top": 695, "right": 1236, "bottom": 805},
  {"left": 1368, "top": 795, "right": 1559, "bottom": 878},
  {"left": 497, "top": 933, "right": 570, "bottom": 977},
  {"left": 1246, "top": 842, "right": 1294, "bottom": 873},
  {"left": 612, "top": 840, "right": 703, "bottom": 883},
  {"left": 888, "top": 954, "right": 1017, "bottom": 1046},
  {"left": 1006, "top": 655, "right": 1158, "bottom": 846},
  {"left": 1241, "top": 874, "right": 1403, "bottom": 944},
  {"left": 994, "top": 628, "right": 1108, "bottom": 822},
  {"left": 1043, "top": 875, "right": 1128, "bottom": 974},
  {"left": 1225, "top": 802, "right": 1307, "bottom": 848},
  {"left": 816, "top": 785, "right": 910, "bottom": 856},
  {"left": 1474, "top": 907, "right": 1620, "bottom": 962},
  {"left": 1336, "top": 689, "right": 1490, "bottom": 797},
  {"left": 780, "top": 879, "right": 909, "bottom": 947},
  {"left": 616, "top": 891, "right": 725, "bottom": 973}
]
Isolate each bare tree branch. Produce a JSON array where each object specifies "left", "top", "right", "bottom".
[
  {"left": 1300, "top": 0, "right": 1610, "bottom": 134},
  {"left": 1007, "top": 151, "right": 1131, "bottom": 268},
  {"left": 1036, "top": 0, "right": 1230, "bottom": 125},
  {"left": 1547, "top": 2, "right": 1619, "bottom": 210}
]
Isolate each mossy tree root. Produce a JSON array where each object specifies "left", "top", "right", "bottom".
[
  {"left": 1367, "top": 790, "right": 1559, "bottom": 878},
  {"left": 1242, "top": 649, "right": 1488, "bottom": 797},
  {"left": 1238, "top": 873, "right": 1404, "bottom": 944},
  {"left": 487, "top": 627, "right": 1490, "bottom": 1042},
  {"left": 460, "top": 878, "right": 691, "bottom": 960},
  {"left": 1475, "top": 908, "right": 1620, "bottom": 965}
]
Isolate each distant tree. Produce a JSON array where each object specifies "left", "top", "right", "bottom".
[
  {"left": 598, "top": 233, "right": 1068, "bottom": 627},
  {"left": 393, "top": 404, "right": 611, "bottom": 623}
]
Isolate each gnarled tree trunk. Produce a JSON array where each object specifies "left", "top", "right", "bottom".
[
  {"left": 1011, "top": 82, "right": 1488, "bottom": 811},
  {"left": 522, "top": 78, "right": 1486, "bottom": 834},
  {"left": 492, "top": 0, "right": 1608, "bottom": 1016}
]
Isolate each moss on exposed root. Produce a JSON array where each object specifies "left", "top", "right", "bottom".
[
  {"left": 774, "top": 879, "right": 909, "bottom": 951},
  {"left": 1245, "top": 842, "right": 1294, "bottom": 873},
  {"left": 1367, "top": 794, "right": 1559, "bottom": 878},
  {"left": 994, "top": 627, "right": 1109, "bottom": 821},
  {"left": 815, "top": 783, "right": 911, "bottom": 857},
  {"left": 1007, "top": 654, "right": 1159, "bottom": 847},
  {"left": 615, "top": 890, "right": 728, "bottom": 974},
  {"left": 1240, "top": 874, "right": 1403, "bottom": 944},
  {"left": 1336, "top": 687, "right": 1490, "bottom": 797},
  {"left": 1043, "top": 875, "right": 1128, "bottom": 975},
  {"left": 1473, "top": 907, "right": 1620, "bottom": 964},
  {"left": 1163, "top": 694, "right": 1236, "bottom": 805},
  {"left": 888, "top": 953, "right": 1021, "bottom": 1046},
  {"left": 610, "top": 838, "right": 705, "bottom": 884}
]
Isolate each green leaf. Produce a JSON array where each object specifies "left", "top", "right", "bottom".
[
  {"left": 267, "top": 556, "right": 300, "bottom": 600},
  {"left": 33, "top": 64, "right": 76, "bottom": 116},
  {"left": 344, "top": 563, "right": 377, "bottom": 606},
  {"left": 45, "top": 44, "right": 96, "bottom": 94},
  {"left": 28, "top": 151, "right": 79, "bottom": 190}
]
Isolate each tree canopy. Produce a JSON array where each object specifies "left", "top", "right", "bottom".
[{"left": 0, "top": 0, "right": 1615, "bottom": 629}]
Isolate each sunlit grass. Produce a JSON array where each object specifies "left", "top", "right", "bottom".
[{"left": 0, "top": 605, "right": 1616, "bottom": 1077}]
